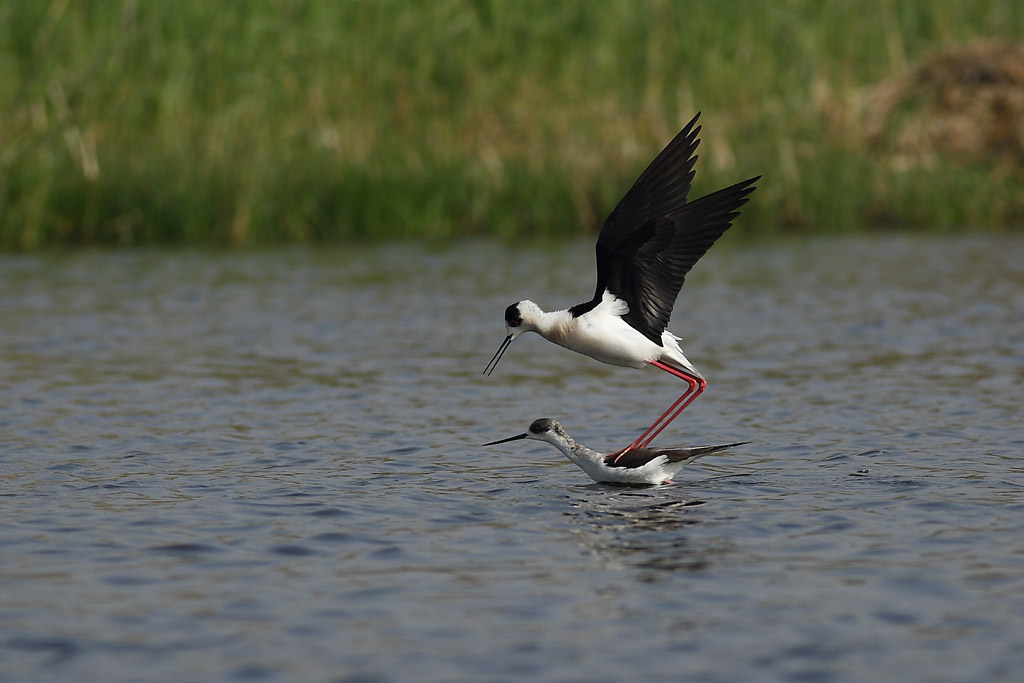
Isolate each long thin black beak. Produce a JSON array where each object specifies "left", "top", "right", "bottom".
[
  {"left": 483, "top": 334, "right": 513, "bottom": 376},
  {"left": 482, "top": 433, "right": 528, "bottom": 447}
]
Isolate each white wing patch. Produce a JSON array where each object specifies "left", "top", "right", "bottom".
[{"left": 599, "top": 289, "right": 629, "bottom": 317}]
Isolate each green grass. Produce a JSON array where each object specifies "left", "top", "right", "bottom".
[{"left": 1, "top": 0, "right": 1022, "bottom": 248}]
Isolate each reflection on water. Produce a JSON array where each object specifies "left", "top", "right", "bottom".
[
  {"left": 566, "top": 495, "right": 716, "bottom": 575},
  {"left": 1, "top": 236, "right": 1023, "bottom": 681}
]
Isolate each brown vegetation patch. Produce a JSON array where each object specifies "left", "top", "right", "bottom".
[{"left": 858, "top": 41, "right": 1024, "bottom": 169}]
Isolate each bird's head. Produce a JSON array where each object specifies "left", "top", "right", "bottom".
[
  {"left": 482, "top": 418, "right": 568, "bottom": 448},
  {"left": 525, "top": 417, "right": 567, "bottom": 444},
  {"left": 483, "top": 300, "right": 543, "bottom": 376},
  {"left": 505, "top": 300, "right": 544, "bottom": 335}
]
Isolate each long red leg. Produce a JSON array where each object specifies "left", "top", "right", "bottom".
[
  {"left": 610, "top": 361, "right": 706, "bottom": 463},
  {"left": 625, "top": 373, "right": 696, "bottom": 447},
  {"left": 636, "top": 362, "right": 706, "bottom": 446}
]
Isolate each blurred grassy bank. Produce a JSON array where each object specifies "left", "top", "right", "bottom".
[{"left": 2, "top": 1, "right": 1023, "bottom": 248}]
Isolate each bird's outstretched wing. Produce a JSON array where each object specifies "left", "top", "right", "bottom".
[
  {"left": 607, "top": 177, "right": 759, "bottom": 344},
  {"left": 586, "top": 113, "right": 759, "bottom": 345},
  {"left": 594, "top": 113, "right": 703, "bottom": 274}
]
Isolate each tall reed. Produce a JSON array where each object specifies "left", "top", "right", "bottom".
[{"left": 1, "top": 1, "right": 1022, "bottom": 247}]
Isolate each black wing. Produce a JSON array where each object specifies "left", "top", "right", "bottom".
[
  {"left": 586, "top": 113, "right": 759, "bottom": 344},
  {"left": 599, "top": 113, "right": 704, "bottom": 249},
  {"left": 610, "top": 178, "right": 759, "bottom": 343},
  {"left": 604, "top": 442, "right": 748, "bottom": 469}
]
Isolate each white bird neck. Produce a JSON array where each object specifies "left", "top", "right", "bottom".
[
  {"left": 545, "top": 433, "right": 602, "bottom": 467},
  {"left": 520, "top": 303, "right": 572, "bottom": 340}
]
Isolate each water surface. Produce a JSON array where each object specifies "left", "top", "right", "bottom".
[{"left": 2, "top": 236, "right": 1023, "bottom": 681}]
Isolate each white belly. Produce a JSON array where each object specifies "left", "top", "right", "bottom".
[
  {"left": 559, "top": 315, "right": 657, "bottom": 368},
  {"left": 534, "top": 290, "right": 697, "bottom": 374}
]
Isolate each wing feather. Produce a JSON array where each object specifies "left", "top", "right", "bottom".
[
  {"left": 603, "top": 442, "right": 748, "bottom": 469},
  {"left": 582, "top": 114, "right": 759, "bottom": 344}
]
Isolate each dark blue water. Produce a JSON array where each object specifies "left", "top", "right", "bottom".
[{"left": 2, "top": 236, "right": 1023, "bottom": 681}]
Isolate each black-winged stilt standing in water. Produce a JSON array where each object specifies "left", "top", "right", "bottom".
[
  {"left": 483, "top": 418, "right": 747, "bottom": 486},
  {"left": 484, "top": 113, "right": 759, "bottom": 458}
]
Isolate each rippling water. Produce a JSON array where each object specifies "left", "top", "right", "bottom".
[{"left": 2, "top": 236, "right": 1023, "bottom": 681}]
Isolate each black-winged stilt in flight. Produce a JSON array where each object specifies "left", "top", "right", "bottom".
[
  {"left": 483, "top": 113, "right": 759, "bottom": 457},
  {"left": 483, "top": 418, "right": 747, "bottom": 486}
]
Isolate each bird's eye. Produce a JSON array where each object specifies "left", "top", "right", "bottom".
[{"left": 507, "top": 319, "right": 520, "bottom": 328}]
